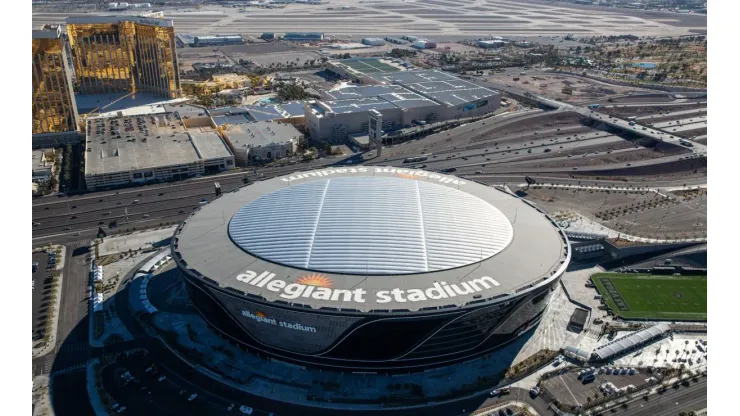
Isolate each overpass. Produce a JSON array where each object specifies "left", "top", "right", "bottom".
[{"left": 497, "top": 86, "right": 707, "bottom": 155}]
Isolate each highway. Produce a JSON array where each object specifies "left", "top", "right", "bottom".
[
  {"left": 597, "top": 377, "right": 707, "bottom": 416},
  {"left": 530, "top": 95, "right": 708, "bottom": 155},
  {"left": 32, "top": 102, "right": 708, "bottom": 246}
]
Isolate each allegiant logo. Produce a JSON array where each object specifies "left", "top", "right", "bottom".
[
  {"left": 240, "top": 310, "right": 317, "bottom": 333},
  {"left": 280, "top": 167, "right": 466, "bottom": 186},
  {"left": 235, "top": 270, "right": 500, "bottom": 304}
]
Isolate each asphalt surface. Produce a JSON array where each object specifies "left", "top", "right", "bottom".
[
  {"left": 595, "top": 377, "right": 707, "bottom": 416},
  {"left": 33, "top": 242, "right": 91, "bottom": 379}
]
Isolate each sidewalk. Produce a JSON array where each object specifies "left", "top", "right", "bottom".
[
  {"left": 473, "top": 400, "right": 540, "bottom": 416},
  {"left": 86, "top": 359, "right": 109, "bottom": 416},
  {"left": 32, "top": 375, "right": 53, "bottom": 416}
]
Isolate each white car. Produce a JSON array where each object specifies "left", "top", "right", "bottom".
[
  {"left": 116, "top": 406, "right": 127, "bottom": 413},
  {"left": 490, "top": 389, "right": 501, "bottom": 396},
  {"left": 158, "top": 376, "right": 166, "bottom": 382},
  {"left": 239, "top": 405, "right": 254, "bottom": 414},
  {"left": 188, "top": 393, "right": 198, "bottom": 401}
]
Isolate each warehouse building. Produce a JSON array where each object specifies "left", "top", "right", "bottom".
[
  {"left": 84, "top": 109, "right": 234, "bottom": 190},
  {"left": 411, "top": 39, "right": 437, "bottom": 49},
  {"left": 478, "top": 40, "right": 507, "bottom": 48},
  {"left": 362, "top": 37, "right": 386, "bottom": 46},
  {"left": 306, "top": 70, "right": 499, "bottom": 141},
  {"left": 306, "top": 84, "right": 441, "bottom": 142},
  {"left": 220, "top": 121, "right": 303, "bottom": 165},
  {"left": 282, "top": 32, "right": 324, "bottom": 41},
  {"left": 193, "top": 35, "right": 244, "bottom": 46}
]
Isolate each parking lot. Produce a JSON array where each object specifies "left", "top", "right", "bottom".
[
  {"left": 542, "top": 367, "right": 654, "bottom": 408},
  {"left": 32, "top": 250, "right": 58, "bottom": 344},
  {"left": 102, "top": 352, "right": 259, "bottom": 416}
]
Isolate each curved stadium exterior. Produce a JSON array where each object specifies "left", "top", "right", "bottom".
[{"left": 172, "top": 167, "right": 571, "bottom": 372}]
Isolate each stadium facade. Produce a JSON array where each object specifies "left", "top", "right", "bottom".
[{"left": 172, "top": 167, "right": 570, "bottom": 372}]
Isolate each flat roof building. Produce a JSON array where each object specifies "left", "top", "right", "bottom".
[
  {"left": 220, "top": 121, "right": 303, "bottom": 165},
  {"left": 32, "top": 149, "right": 56, "bottom": 182},
  {"left": 282, "top": 32, "right": 324, "bottom": 41},
  {"left": 66, "top": 15, "right": 181, "bottom": 99},
  {"left": 306, "top": 70, "right": 499, "bottom": 142},
  {"left": 84, "top": 108, "right": 233, "bottom": 190},
  {"left": 32, "top": 28, "right": 79, "bottom": 148},
  {"left": 193, "top": 35, "right": 244, "bottom": 46}
]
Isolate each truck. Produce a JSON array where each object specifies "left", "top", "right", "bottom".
[
  {"left": 679, "top": 139, "right": 693, "bottom": 147},
  {"left": 627, "top": 116, "right": 637, "bottom": 121},
  {"left": 404, "top": 155, "right": 429, "bottom": 164}
]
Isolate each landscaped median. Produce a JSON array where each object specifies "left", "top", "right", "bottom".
[{"left": 591, "top": 272, "right": 707, "bottom": 321}]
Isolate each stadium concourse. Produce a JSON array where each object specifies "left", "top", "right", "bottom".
[{"left": 172, "top": 166, "right": 571, "bottom": 372}]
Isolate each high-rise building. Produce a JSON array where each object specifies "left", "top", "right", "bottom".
[
  {"left": 32, "top": 28, "right": 79, "bottom": 140},
  {"left": 65, "top": 15, "right": 181, "bottom": 99}
]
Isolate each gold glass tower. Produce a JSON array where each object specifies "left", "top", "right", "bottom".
[
  {"left": 65, "top": 16, "right": 181, "bottom": 99},
  {"left": 32, "top": 28, "right": 79, "bottom": 136}
]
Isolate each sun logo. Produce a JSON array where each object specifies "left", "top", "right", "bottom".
[
  {"left": 296, "top": 273, "right": 333, "bottom": 288},
  {"left": 256, "top": 311, "right": 267, "bottom": 318},
  {"left": 396, "top": 173, "right": 418, "bottom": 180}
]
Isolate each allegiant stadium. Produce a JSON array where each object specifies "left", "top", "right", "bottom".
[{"left": 172, "top": 167, "right": 571, "bottom": 372}]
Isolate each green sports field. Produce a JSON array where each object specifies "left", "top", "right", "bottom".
[{"left": 591, "top": 273, "right": 707, "bottom": 321}]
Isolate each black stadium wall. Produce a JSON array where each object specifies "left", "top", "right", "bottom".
[{"left": 179, "top": 269, "right": 560, "bottom": 373}]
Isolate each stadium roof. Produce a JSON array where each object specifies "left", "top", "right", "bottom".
[
  {"left": 591, "top": 323, "right": 671, "bottom": 361},
  {"left": 174, "top": 168, "right": 570, "bottom": 312},
  {"left": 229, "top": 176, "right": 513, "bottom": 275}
]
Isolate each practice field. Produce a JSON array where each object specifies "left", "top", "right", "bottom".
[
  {"left": 592, "top": 273, "right": 706, "bottom": 321},
  {"left": 341, "top": 58, "right": 400, "bottom": 74}
]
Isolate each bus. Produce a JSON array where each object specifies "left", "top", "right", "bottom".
[
  {"left": 627, "top": 116, "right": 637, "bottom": 121},
  {"left": 404, "top": 155, "right": 429, "bottom": 164}
]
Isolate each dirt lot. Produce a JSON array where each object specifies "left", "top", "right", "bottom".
[
  {"left": 524, "top": 186, "right": 706, "bottom": 239},
  {"left": 596, "top": 103, "right": 706, "bottom": 118},
  {"left": 485, "top": 72, "right": 654, "bottom": 102}
]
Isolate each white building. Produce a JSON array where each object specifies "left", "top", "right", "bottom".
[{"left": 220, "top": 121, "right": 303, "bottom": 165}]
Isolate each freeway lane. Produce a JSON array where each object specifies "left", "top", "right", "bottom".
[{"left": 600, "top": 377, "right": 707, "bottom": 416}]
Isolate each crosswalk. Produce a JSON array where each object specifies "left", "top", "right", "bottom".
[
  {"left": 51, "top": 363, "right": 86, "bottom": 376},
  {"left": 42, "top": 355, "right": 54, "bottom": 374},
  {"left": 57, "top": 342, "right": 89, "bottom": 354}
]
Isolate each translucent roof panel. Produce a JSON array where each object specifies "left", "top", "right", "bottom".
[{"left": 228, "top": 176, "right": 514, "bottom": 275}]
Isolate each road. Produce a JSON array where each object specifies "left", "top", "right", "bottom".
[
  {"left": 598, "top": 377, "right": 707, "bottom": 416},
  {"left": 33, "top": 241, "right": 92, "bottom": 379}
]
